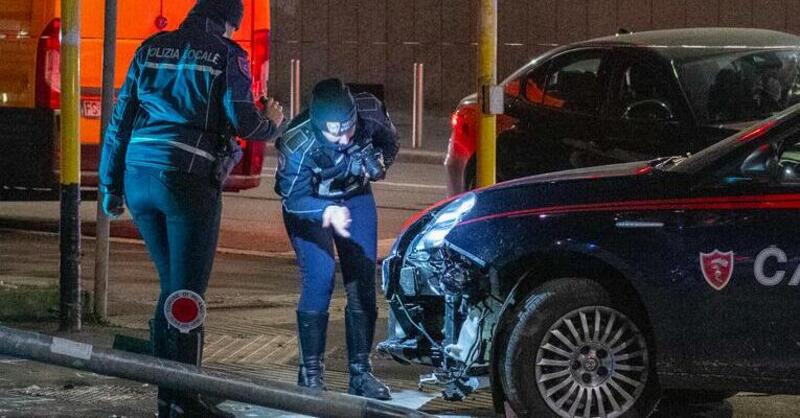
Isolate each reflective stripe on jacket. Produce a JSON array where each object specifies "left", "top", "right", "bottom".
[
  {"left": 274, "top": 93, "right": 399, "bottom": 221},
  {"left": 99, "top": 14, "right": 279, "bottom": 194}
]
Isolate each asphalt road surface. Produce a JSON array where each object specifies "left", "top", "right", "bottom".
[
  {"left": 0, "top": 158, "right": 448, "bottom": 256},
  {"left": 3, "top": 160, "right": 800, "bottom": 416}
]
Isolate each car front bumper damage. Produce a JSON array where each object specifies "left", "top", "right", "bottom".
[{"left": 379, "top": 242, "right": 501, "bottom": 400}]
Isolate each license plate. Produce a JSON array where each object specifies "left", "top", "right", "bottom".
[{"left": 80, "top": 98, "right": 101, "bottom": 119}]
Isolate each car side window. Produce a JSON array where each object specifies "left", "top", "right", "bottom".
[
  {"left": 614, "top": 62, "right": 677, "bottom": 121},
  {"left": 521, "top": 65, "right": 549, "bottom": 105},
  {"left": 542, "top": 51, "right": 604, "bottom": 115}
]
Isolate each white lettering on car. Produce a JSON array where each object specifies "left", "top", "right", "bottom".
[
  {"left": 790, "top": 261, "right": 800, "bottom": 286},
  {"left": 754, "top": 246, "right": 788, "bottom": 286}
]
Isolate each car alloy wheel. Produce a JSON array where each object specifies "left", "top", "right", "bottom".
[{"left": 535, "top": 306, "right": 649, "bottom": 418}]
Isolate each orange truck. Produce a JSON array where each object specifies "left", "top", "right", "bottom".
[{"left": 0, "top": 0, "right": 270, "bottom": 199}]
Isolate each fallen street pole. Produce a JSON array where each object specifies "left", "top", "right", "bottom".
[{"left": 0, "top": 326, "right": 432, "bottom": 418}]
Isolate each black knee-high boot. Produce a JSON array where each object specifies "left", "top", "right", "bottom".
[
  {"left": 150, "top": 319, "right": 175, "bottom": 417},
  {"left": 168, "top": 328, "right": 233, "bottom": 418},
  {"left": 345, "top": 308, "right": 391, "bottom": 400},
  {"left": 297, "top": 311, "right": 328, "bottom": 390}
]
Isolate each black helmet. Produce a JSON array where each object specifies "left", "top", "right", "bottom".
[
  {"left": 191, "top": 0, "right": 245, "bottom": 29},
  {"left": 310, "top": 78, "right": 357, "bottom": 135}
]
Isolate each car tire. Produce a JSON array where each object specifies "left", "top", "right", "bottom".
[{"left": 499, "top": 278, "right": 659, "bottom": 418}]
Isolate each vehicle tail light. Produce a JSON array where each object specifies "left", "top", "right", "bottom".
[
  {"left": 242, "top": 29, "right": 269, "bottom": 176},
  {"left": 450, "top": 109, "right": 474, "bottom": 158},
  {"left": 226, "top": 29, "right": 269, "bottom": 189},
  {"left": 35, "top": 18, "right": 61, "bottom": 109},
  {"left": 240, "top": 138, "right": 265, "bottom": 176}
]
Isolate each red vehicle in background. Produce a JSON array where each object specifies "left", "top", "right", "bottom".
[
  {"left": 0, "top": 0, "right": 271, "bottom": 200},
  {"left": 445, "top": 91, "right": 515, "bottom": 196}
]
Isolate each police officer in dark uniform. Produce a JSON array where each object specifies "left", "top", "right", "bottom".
[
  {"left": 98, "top": 0, "right": 284, "bottom": 416},
  {"left": 275, "top": 78, "right": 398, "bottom": 400}
]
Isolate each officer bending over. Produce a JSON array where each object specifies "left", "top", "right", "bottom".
[
  {"left": 275, "top": 79, "right": 399, "bottom": 400},
  {"left": 98, "top": 0, "right": 284, "bottom": 416}
]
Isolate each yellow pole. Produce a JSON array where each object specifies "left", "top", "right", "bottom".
[
  {"left": 476, "top": 0, "right": 497, "bottom": 188},
  {"left": 60, "top": 0, "right": 81, "bottom": 331}
]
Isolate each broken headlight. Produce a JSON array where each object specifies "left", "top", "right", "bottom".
[{"left": 414, "top": 192, "right": 476, "bottom": 252}]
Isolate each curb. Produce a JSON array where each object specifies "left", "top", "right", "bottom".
[
  {"left": 0, "top": 221, "right": 396, "bottom": 263},
  {"left": 0, "top": 221, "right": 300, "bottom": 263},
  {"left": 263, "top": 146, "right": 445, "bottom": 165}
]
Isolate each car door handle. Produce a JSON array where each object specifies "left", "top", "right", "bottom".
[
  {"left": 615, "top": 214, "right": 682, "bottom": 230},
  {"left": 615, "top": 219, "right": 665, "bottom": 229}
]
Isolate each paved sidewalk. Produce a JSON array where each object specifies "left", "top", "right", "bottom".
[{"left": 0, "top": 228, "right": 496, "bottom": 417}]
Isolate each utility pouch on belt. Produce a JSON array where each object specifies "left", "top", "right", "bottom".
[{"left": 214, "top": 136, "right": 243, "bottom": 187}]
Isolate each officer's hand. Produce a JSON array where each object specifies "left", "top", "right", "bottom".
[
  {"left": 101, "top": 193, "right": 125, "bottom": 218},
  {"left": 365, "top": 151, "right": 386, "bottom": 181},
  {"left": 322, "top": 205, "right": 351, "bottom": 238},
  {"left": 262, "top": 97, "right": 285, "bottom": 127},
  {"left": 348, "top": 154, "right": 365, "bottom": 177}
]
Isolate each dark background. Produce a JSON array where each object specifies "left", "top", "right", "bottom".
[{"left": 269, "top": 0, "right": 800, "bottom": 114}]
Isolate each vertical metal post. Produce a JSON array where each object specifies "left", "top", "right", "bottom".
[
  {"left": 290, "top": 59, "right": 301, "bottom": 118},
  {"left": 289, "top": 59, "right": 295, "bottom": 117},
  {"left": 60, "top": 0, "right": 82, "bottom": 331},
  {"left": 94, "top": 0, "right": 118, "bottom": 322},
  {"left": 412, "top": 63, "right": 424, "bottom": 149},
  {"left": 476, "top": 0, "right": 497, "bottom": 188}
]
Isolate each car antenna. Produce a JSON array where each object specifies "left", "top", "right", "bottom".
[{"left": 616, "top": 28, "right": 632, "bottom": 35}]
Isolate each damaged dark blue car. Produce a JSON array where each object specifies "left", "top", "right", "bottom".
[{"left": 379, "top": 104, "right": 800, "bottom": 417}]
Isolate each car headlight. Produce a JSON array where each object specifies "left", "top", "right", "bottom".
[{"left": 414, "top": 192, "right": 476, "bottom": 251}]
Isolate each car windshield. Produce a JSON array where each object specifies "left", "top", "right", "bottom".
[
  {"left": 676, "top": 49, "right": 800, "bottom": 125},
  {"left": 669, "top": 101, "right": 800, "bottom": 173}
]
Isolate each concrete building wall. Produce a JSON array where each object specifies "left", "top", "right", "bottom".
[{"left": 269, "top": 0, "right": 800, "bottom": 114}]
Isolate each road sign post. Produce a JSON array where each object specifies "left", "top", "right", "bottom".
[
  {"left": 94, "top": 0, "right": 118, "bottom": 322},
  {"left": 59, "top": 0, "right": 81, "bottom": 331}
]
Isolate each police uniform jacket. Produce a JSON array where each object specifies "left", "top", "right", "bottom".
[
  {"left": 99, "top": 13, "right": 278, "bottom": 195},
  {"left": 274, "top": 93, "right": 399, "bottom": 221}
]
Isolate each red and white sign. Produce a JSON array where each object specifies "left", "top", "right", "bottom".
[
  {"left": 80, "top": 98, "right": 101, "bottom": 119},
  {"left": 164, "top": 290, "right": 206, "bottom": 333},
  {"left": 700, "top": 250, "right": 735, "bottom": 291}
]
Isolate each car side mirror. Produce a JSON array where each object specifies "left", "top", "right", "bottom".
[
  {"left": 622, "top": 99, "right": 675, "bottom": 122},
  {"left": 740, "top": 144, "right": 778, "bottom": 180}
]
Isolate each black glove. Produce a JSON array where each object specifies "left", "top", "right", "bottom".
[
  {"left": 348, "top": 144, "right": 386, "bottom": 181},
  {"left": 348, "top": 153, "right": 366, "bottom": 177},
  {"left": 363, "top": 150, "right": 386, "bottom": 180},
  {"left": 102, "top": 192, "right": 125, "bottom": 218}
]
